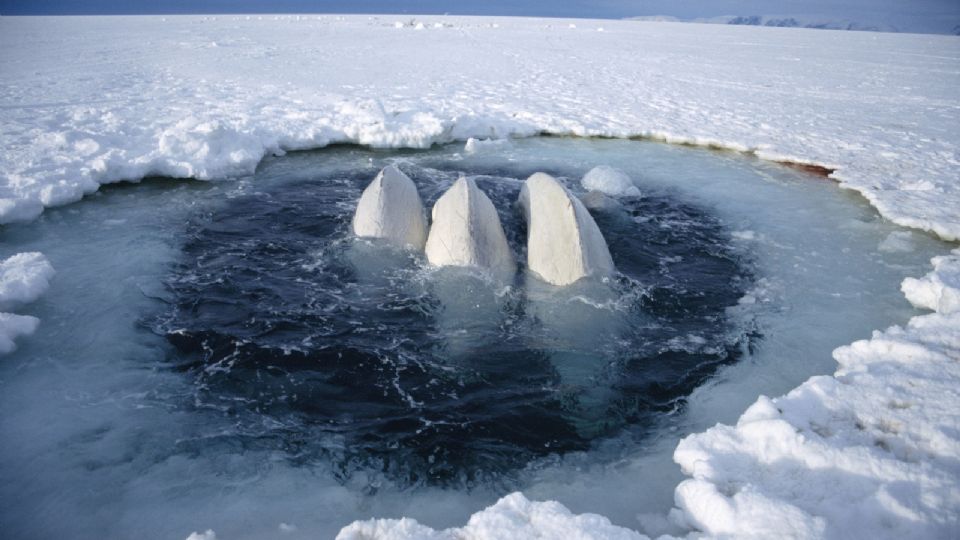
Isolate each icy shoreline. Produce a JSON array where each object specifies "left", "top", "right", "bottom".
[{"left": 1, "top": 14, "right": 957, "bottom": 539}]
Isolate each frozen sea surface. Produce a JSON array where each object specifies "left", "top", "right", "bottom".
[{"left": 0, "top": 138, "right": 950, "bottom": 539}]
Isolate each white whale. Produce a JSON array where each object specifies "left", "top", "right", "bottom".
[
  {"left": 425, "top": 177, "right": 516, "bottom": 282},
  {"left": 352, "top": 165, "right": 428, "bottom": 250},
  {"left": 518, "top": 172, "right": 615, "bottom": 286}
]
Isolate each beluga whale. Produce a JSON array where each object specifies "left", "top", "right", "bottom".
[
  {"left": 518, "top": 172, "right": 615, "bottom": 286},
  {"left": 425, "top": 177, "right": 516, "bottom": 283},
  {"left": 517, "top": 173, "right": 625, "bottom": 437},
  {"left": 352, "top": 164, "right": 428, "bottom": 251}
]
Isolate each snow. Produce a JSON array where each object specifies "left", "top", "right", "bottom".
[
  {"left": 424, "top": 177, "right": 516, "bottom": 281},
  {"left": 336, "top": 493, "right": 648, "bottom": 540},
  {"left": 902, "top": 249, "right": 960, "bottom": 315},
  {"left": 0, "top": 14, "right": 958, "bottom": 540},
  {"left": 673, "top": 305, "right": 960, "bottom": 539},
  {"left": 581, "top": 166, "right": 641, "bottom": 198},
  {"left": 0, "top": 252, "right": 54, "bottom": 310},
  {"left": 519, "top": 173, "right": 615, "bottom": 286},
  {"left": 352, "top": 165, "right": 428, "bottom": 250},
  {"left": 1, "top": 16, "right": 957, "bottom": 241}
]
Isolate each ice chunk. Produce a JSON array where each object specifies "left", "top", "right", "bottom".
[
  {"left": 0, "top": 313, "right": 40, "bottom": 355},
  {"left": 463, "top": 137, "right": 511, "bottom": 154},
  {"left": 581, "top": 166, "right": 641, "bottom": 198},
  {"left": 0, "top": 252, "right": 54, "bottom": 354},
  {"left": 425, "top": 177, "right": 515, "bottom": 281},
  {"left": 352, "top": 165, "right": 428, "bottom": 251},
  {"left": 878, "top": 231, "right": 915, "bottom": 253},
  {"left": 519, "top": 173, "right": 615, "bottom": 286},
  {"left": 337, "top": 492, "right": 647, "bottom": 540},
  {"left": 901, "top": 248, "right": 960, "bottom": 314},
  {"left": 0, "top": 252, "right": 55, "bottom": 310},
  {"left": 0, "top": 197, "right": 44, "bottom": 224}
]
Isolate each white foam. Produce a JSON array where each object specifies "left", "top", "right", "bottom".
[{"left": 519, "top": 173, "right": 615, "bottom": 286}]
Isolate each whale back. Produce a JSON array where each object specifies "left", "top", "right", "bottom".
[
  {"left": 425, "top": 177, "right": 515, "bottom": 281},
  {"left": 352, "top": 165, "right": 428, "bottom": 250},
  {"left": 519, "top": 172, "right": 614, "bottom": 286}
]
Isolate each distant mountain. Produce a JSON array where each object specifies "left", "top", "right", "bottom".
[
  {"left": 723, "top": 14, "right": 899, "bottom": 32},
  {"left": 627, "top": 14, "right": 906, "bottom": 34}
]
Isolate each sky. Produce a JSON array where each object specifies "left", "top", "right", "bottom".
[{"left": 1, "top": 1, "right": 957, "bottom": 34}]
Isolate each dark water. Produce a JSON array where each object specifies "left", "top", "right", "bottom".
[{"left": 152, "top": 159, "right": 755, "bottom": 487}]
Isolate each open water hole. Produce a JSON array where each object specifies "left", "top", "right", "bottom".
[{"left": 0, "top": 138, "right": 951, "bottom": 539}]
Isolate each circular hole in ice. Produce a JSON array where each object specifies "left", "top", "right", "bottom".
[
  {"left": 2, "top": 138, "right": 949, "bottom": 538},
  {"left": 152, "top": 158, "right": 756, "bottom": 486}
]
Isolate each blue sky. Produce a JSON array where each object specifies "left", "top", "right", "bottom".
[{"left": 1, "top": 1, "right": 957, "bottom": 33}]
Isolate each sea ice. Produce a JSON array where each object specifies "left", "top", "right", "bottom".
[
  {"left": 352, "top": 165, "right": 428, "bottom": 251},
  {"left": 519, "top": 173, "right": 615, "bottom": 286},
  {"left": 0, "top": 252, "right": 54, "bottom": 310},
  {"left": 901, "top": 248, "right": 960, "bottom": 315},
  {"left": 581, "top": 166, "right": 641, "bottom": 198},
  {"left": 336, "top": 492, "right": 647, "bottom": 540},
  {"left": 0, "top": 252, "right": 54, "bottom": 354},
  {"left": 425, "top": 177, "right": 515, "bottom": 282},
  {"left": 463, "top": 137, "right": 511, "bottom": 154}
]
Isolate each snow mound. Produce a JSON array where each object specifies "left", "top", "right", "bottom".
[
  {"left": 0, "top": 313, "right": 40, "bottom": 355},
  {"left": 352, "top": 165, "right": 428, "bottom": 251},
  {"left": 901, "top": 248, "right": 960, "bottom": 315},
  {"left": 425, "top": 177, "right": 516, "bottom": 281},
  {"left": 336, "top": 492, "right": 649, "bottom": 540},
  {"left": 672, "top": 305, "right": 960, "bottom": 538},
  {"left": 519, "top": 173, "right": 615, "bottom": 286},
  {"left": 581, "top": 166, "right": 641, "bottom": 197},
  {"left": 0, "top": 252, "right": 55, "bottom": 310}
]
